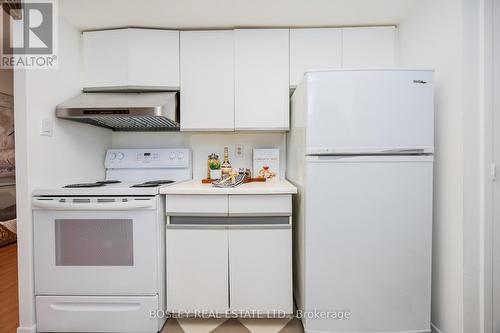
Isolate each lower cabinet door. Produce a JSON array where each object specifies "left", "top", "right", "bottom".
[
  {"left": 228, "top": 227, "right": 293, "bottom": 314},
  {"left": 166, "top": 227, "right": 229, "bottom": 313}
]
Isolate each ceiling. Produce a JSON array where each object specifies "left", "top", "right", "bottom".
[{"left": 60, "top": 0, "right": 419, "bottom": 31}]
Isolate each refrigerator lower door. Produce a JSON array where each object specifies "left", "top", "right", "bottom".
[{"left": 303, "top": 155, "right": 433, "bottom": 333}]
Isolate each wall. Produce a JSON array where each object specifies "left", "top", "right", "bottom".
[
  {"left": 462, "top": 0, "right": 482, "bottom": 332},
  {"left": 398, "top": 0, "right": 464, "bottom": 332},
  {"left": 14, "top": 17, "right": 111, "bottom": 332},
  {"left": 112, "top": 132, "right": 286, "bottom": 179}
]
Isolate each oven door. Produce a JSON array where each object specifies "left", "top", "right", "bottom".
[{"left": 33, "top": 196, "right": 160, "bottom": 295}]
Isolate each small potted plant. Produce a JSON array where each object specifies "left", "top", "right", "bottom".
[{"left": 209, "top": 160, "right": 222, "bottom": 180}]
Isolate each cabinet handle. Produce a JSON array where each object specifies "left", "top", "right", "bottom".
[{"left": 50, "top": 302, "right": 141, "bottom": 312}]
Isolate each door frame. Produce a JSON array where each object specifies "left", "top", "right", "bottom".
[{"left": 481, "top": 0, "right": 496, "bottom": 332}]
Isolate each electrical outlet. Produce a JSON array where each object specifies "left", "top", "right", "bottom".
[{"left": 235, "top": 144, "right": 244, "bottom": 159}]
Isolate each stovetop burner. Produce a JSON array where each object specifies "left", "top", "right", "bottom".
[
  {"left": 64, "top": 182, "right": 106, "bottom": 188},
  {"left": 131, "top": 180, "right": 175, "bottom": 188},
  {"left": 63, "top": 180, "right": 176, "bottom": 189},
  {"left": 144, "top": 180, "right": 175, "bottom": 185},
  {"left": 131, "top": 183, "right": 161, "bottom": 188},
  {"left": 96, "top": 180, "right": 122, "bottom": 185}
]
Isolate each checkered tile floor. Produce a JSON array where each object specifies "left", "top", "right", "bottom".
[{"left": 160, "top": 318, "right": 304, "bottom": 333}]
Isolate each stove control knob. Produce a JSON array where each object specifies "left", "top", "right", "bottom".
[
  {"left": 169, "top": 152, "right": 176, "bottom": 160},
  {"left": 109, "top": 152, "right": 117, "bottom": 160},
  {"left": 177, "top": 152, "right": 184, "bottom": 160},
  {"left": 116, "top": 152, "right": 125, "bottom": 160}
]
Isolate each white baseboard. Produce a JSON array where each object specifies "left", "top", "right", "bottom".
[
  {"left": 17, "top": 324, "right": 36, "bottom": 333},
  {"left": 431, "top": 323, "right": 443, "bottom": 333}
]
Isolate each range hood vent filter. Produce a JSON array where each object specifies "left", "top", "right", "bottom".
[{"left": 71, "top": 115, "right": 180, "bottom": 131}]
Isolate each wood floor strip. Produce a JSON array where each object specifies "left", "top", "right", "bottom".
[{"left": 0, "top": 243, "right": 19, "bottom": 333}]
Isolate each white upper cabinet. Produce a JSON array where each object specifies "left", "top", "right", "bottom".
[
  {"left": 83, "top": 28, "right": 179, "bottom": 90},
  {"left": 290, "top": 28, "right": 342, "bottom": 87},
  {"left": 341, "top": 26, "right": 396, "bottom": 68},
  {"left": 83, "top": 29, "right": 128, "bottom": 90},
  {"left": 127, "top": 29, "right": 179, "bottom": 88},
  {"left": 235, "top": 29, "right": 290, "bottom": 131},
  {"left": 180, "top": 31, "right": 234, "bottom": 131}
]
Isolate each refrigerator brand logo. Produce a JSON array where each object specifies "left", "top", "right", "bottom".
[
  {"left": 1, "top": 0, "right": 58, "bottom": 69},
  {"left": 413, "top": 80, "right": 427, "bottom": 84}
]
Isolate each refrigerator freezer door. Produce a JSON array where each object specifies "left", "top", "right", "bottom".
[
  {"left": 305, "top": 69, "right": 434, "bottom": 154},
  {"left": 303, "top": 155, "right": 432, "bottom": 332}
]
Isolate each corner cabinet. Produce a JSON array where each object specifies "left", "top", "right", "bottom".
[
  {"left": 180, "top": 31, "right": 235, "bottom": 131},
  {"left": 290, "top": 28, "right": 342, "bottom": 87},
  {"left": 83, "top": 28, "right": 180, "bottom": 90},
  {"left": 289, "top": 26, "right": 396, "bottom": 86},
  {"left": 341, "top": 26, "right": 396, "bottom": 68},
  {"left": 234, "top": 29, "right": 290, "bottom": 131}
]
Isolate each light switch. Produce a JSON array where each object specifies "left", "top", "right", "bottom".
[{"left": 40, "top": 118, "right": 54, "bottom": 136}]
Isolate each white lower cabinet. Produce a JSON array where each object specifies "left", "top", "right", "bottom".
[
  {"left": 166, "top": 227, "right": 229, "bottom": 313},
  {"left": 165, "top": 209, "right": 293, "bottom": 316},
  {"left": 229, "top": 228, "right": 293, "bottom": 314},
  {"left": 36, "top": 295, "right": 159, "bottom": 332}
]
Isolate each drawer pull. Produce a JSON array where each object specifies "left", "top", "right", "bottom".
[
  {"left": 170, "top": 216, "right": 289, "bottom": 225},
  {"left": 50, "top": 302, "right": 141, "bottom": 312}
]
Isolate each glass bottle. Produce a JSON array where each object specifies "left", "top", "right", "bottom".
[{"left": 221, "top": 147, "right": 232, "bottom": 177}]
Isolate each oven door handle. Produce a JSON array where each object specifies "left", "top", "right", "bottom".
[{"left": 32, "top": 199, "right": 156, "bottom": 210}]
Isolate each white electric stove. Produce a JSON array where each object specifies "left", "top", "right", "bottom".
[{"left": 32, "top": 148, "right": 191, "bottom": 333}]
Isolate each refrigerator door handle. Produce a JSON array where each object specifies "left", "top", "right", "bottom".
[
  {"left": 379, "top": 148, "right": 426, "bottom": 155},
  {"left": 306, "top": 147, "right": 434, "bottom": 156},
  {"left": 307, "top": 155, "right": 434, "bottom": 162}
]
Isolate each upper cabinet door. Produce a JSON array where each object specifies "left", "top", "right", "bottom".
[
  {"left": 83, "top": 29, "right": 129, "bottom": 88},
  {"left": 180, "top": 31, "right": 234, "bottom": 131},
  {"left": 127, "top": 29, "right": 179, "bottom": 88},
  {"left": 341, "top": 26, "right": 396, "bottom": 68},
  {"left": 290, "top": 28, "right": 342, "bottom": 87},
  {"left": 235, "top": 29, "right": 290, "bottom": 131},
  {"left": 83, "top": 29, "right": 179, "bottom": 90}
]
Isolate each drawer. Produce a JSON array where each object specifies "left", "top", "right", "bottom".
[
  {"left": 228, "top": 195, "right": 292, "bottom": 216},
  {"left": 165, "top": 194, "right": 228, "bottom": 216},
  {"left": 36, "top": 295, "right": 160, "bottom": 332}
]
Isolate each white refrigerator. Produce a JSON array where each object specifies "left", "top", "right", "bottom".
[{"left": 287, "top": 69, "right": 434, "bottom": 333}]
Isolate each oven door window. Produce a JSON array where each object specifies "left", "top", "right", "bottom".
[{"left": 55, "top": 219, "right": 133, "bottom": 266}]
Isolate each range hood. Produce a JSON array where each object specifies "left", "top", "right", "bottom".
[{"left": 56, "top": 92, "right": 179, "bottom": 131}]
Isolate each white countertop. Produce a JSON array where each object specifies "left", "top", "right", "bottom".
[{"left": 160, "top": 179, "right": 297, "bottom": 195}]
